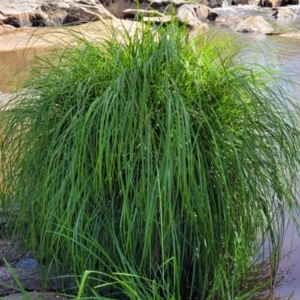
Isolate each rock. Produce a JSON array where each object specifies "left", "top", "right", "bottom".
[
  {"left": 2, "top": 11, "right": 52, "bottom": 28},
  {"left": 120, "top": 9, "right": 173, "bottom": 25},
  {"left": 207, "top": 11, "right": 218, "bottom": 21},
  {"left": 176, "top": 4, "right": 202, "bottom": 27},
  {"left": 188, "top": 22, "right": 209, "bottom": 40},
  {"left": 194, "top": 0, "right": 209, "bottom": 5},
  {"left": 279, "top": 32, "right": 300, "bottom": 39},
  {"left": 102, "top": 0, "right": 148, "bottom": 18},
  {"left": 2, "top": 13, "right": 34, "bottom": 28},
  {"left": 232, "top": 0, "right": 253, "bottom": 3},
  {"left": 32, "top": 9, "right": 49, "bottom": 26},
  {"left": 38, "top": 3, "right": 68, "bottom": 26},
  {"left": 123, "top": 8, "right": 165, "bottom": 19},
  {"left": 259, "top": 0, "right": 298, "bottom": 6},
  {"left": 149, "top": 0, "right": 191, "bottom": 10},
  {"left": 272, "top": 7, "right": 297, "bottom": 18},
  {"left": 0, "top": 0, "right": 115, "bottom": 27},
  {"left": 230, "top": 16, "right": 273, "bottom": 34},
  {"left": 0, "top": 266, "right": 45, "bottom": 295},
  {"left": 266, "top": 0, "right": 282, "bottom": 7},
  {"left": 64, "top": 4, "right": 113, "bottom": 23},
  {"left": 15, "top": 258, "right": 39, "bottom": 268},
  {"left": 0, "top": 239, "right": 27, "bottom": 264},
  {"left": 1, "top": 292, "right": 67, "bottom": 300},
  {"left": 177, "top": 4, "right": 213, "bottom": 20},
  {"left": 0, "top": 265, "right": 74, "bottom": 296},
  {"left": 0, "top": 25, "right": 16, "bottom": 35},
  {"left": 215, "top": 14, "right": 241, "bottom": 26},
  {"left": 143, "top": 15, "right": 172, "bottom": 23},
  {"left": 45, "top": 12, "right": 68, "bottom": 26},
  {"left": 208, "top": 0, "right": 224, "bottom": 8},
  {"left": 192, "top": 4, "right": 211, "bottom": 20},
  {"left": 0, "top": 92, "right": 15, "bottom": 108}
]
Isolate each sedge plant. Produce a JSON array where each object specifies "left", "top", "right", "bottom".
[{"left": 1, "top": 23, "right": 300, "bottom": 299}]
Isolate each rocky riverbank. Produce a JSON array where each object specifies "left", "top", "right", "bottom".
[{"left": 1, "top": 0, "right": 300, "bottom": 36}]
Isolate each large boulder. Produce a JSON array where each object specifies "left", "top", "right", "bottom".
[
  {"left": 101, "top": 0, "right": 148, "bottom": 18},
  {"left": 176, "top": 4, "right": 202, "bottom": 27},
  {"left": 272, "top": 7, "right": 297, "bottom": 18},
  {"left": 0, "top": 0, "right": 115, "bottom": 27},
  {"left": 230, "top": 16, "right": 273, "bottom": 34},
  {"left": 191, "top": 4, "right": 211, "bottom": 20},
  {"left": 260, "top": 0, "right": 282, "bottom": 7},
  {"left": 2, "top": 13, "right": 33, "bottom": 27},
  {"left": 66, "top": 3, "right": 114, "bottom": 23},
  {"left": 2, "top": 10, "right": 49, "bottom": 27}
]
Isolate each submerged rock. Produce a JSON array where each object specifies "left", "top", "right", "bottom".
[{"left": 279, "top": 32, "right": 300, "bottom": 39}]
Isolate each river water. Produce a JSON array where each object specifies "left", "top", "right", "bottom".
[
  {"left": 1, "top": 8, "right": 300, "bottom": 299},
  {"left": 212, "top": 9, "right": 300, "bottom": 298}
]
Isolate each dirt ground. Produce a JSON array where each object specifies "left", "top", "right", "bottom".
[{"left": 0, "top": 292, "right": 68, "bottom": 300}]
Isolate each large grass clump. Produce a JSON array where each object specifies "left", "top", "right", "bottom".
[{"left": 1, "top": 24, "right": 300, "bottom": 299}]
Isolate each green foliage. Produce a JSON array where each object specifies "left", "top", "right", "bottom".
[{"left": 1, "top": 24, "right": 300, "bottom": 299}]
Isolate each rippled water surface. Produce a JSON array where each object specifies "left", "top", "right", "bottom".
[
  {"left": 211, "top": 9, "right": 300, "bottom": 298},
  {"left": 1, "top": 8, "right": 300, "bottom": 298}
]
